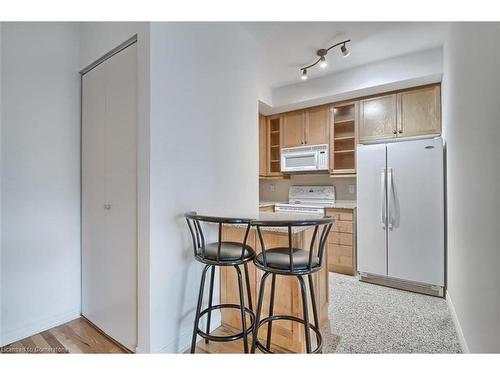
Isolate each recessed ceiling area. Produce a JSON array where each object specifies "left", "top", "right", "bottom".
[{"left": 241, "top": 22, "right": 449, "bottom": 89}]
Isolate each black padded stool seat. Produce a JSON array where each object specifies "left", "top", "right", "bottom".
[
  {"left": 255, "top": 248, "right": 320, "bottom": 271},
  {"left": 200, "top": 241, "right": 255, "bottom": 262}
]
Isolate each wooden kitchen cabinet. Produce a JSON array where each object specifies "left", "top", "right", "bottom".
[
  {"left": 397, "top": 85, "right": 441, "bottom": 137},
  {"left": 359, "top": 94, "right": 398, "bottom": 143},
  {"left": 359, "top": 84, "right": 441, "bottom": 143},
  {"left": 220, "top": 226, "right": 329, "bottom": 353},
  {"left": 325, "top": 208, "right": 356, "bottom": 276},
  {"left": 330, "top": 102, "right": 358, "bottom": 175},
  {"left": 265, "top": 115, "right": 284, "bottom": 177},
  {"left": 282, "top": 106, "right": 330, "bottom": 148},
  {"left": 305, "top": 105, "right": 330, "bottom": 145},
  {"left": 259, "top": 114, "right": 267, "bottom": 177},
  {"left": 282, "top": 110, "right": 305, "bottom": 148}
]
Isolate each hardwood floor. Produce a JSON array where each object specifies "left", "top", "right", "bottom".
[
  {"left": 2, "top": 320, "right": 290, "bottom": 354},
  {"left": 191, "top": 325, "right": 293, "bottom": 354},
  {"left": 0, "top": 317, "right": 128, "bottom": 354}
]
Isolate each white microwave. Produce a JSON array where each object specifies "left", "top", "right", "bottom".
[{"left": 281, "top": 144, "right": 329, "bottom": 173}]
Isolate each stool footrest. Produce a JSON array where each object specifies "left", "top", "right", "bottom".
[
  {"left": 254, "top": 314, "right": 322, "bottom": 354},
  {"left": 196, "top": 303, "right": 255, "bottom": 343}
]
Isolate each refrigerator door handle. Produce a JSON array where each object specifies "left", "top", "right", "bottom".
[
  {"left": 388, "top": 167, "right": 394, "bottom": 230},
  {"left": 381, "top": 168, "right": 387, "bottom": 229}
]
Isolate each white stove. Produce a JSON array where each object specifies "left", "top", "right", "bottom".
[{"left": 274, "top": 186, "right": 335, "bottom": 215}]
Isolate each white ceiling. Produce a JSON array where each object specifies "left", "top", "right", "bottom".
[{"left": 240, "top": 22, "right": 449, "bottom": 89}]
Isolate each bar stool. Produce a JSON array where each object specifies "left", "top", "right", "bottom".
[
  {"left": 250, "top": 216, "right": 334, "bottom": 354},
  {"left": 185, "top": 212, "right": 256, "bottom": 353}
]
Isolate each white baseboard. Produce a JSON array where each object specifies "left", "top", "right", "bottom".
[
  {"left": 0, "top": 308, "right": 81, "bottom": 347},
  {"left": 446, "top": 291, "right": 469, "bottom": 353},
  {"left": 155, "top": 326, "right": 193, "bottom": 354},
  {"left": 154, "top": 313, "right": 222, "bottom": 354}
]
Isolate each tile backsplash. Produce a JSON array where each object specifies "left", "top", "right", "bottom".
[{"left": 259, "top": 174, "right": 356, "bottom": 202}]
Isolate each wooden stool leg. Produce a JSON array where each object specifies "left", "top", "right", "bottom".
[
  {"left": 190, "top": 265, "right": 210, "bottom": 353},
  {"left": 251, "top": 271, "right": 270, "bottom": 353}
]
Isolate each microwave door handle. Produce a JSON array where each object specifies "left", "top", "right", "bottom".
[{"left": 381, "top": 168, "right": 386, "bottom": 229}]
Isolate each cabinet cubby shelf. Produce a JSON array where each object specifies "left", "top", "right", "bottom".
[
  {"left": 334, "top": 149, "right": 355, "bottom": 154},
  {"left": 334, "top": 118, "right": 355, "bottom": 124},
  {"left": 334, "top": 136, "right": 355, "bottom": 141}
]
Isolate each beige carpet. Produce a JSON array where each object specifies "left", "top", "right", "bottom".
[{"left": 321, "top": 273, "right": 462, "bottom": 353}]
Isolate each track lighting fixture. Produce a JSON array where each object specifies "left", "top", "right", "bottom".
[
  {"left": 341, "top": 43, "right": 350, "bottom": 57},
  {"left": 319, "top": 56, "right": 327, "bottom": 68},
  {"left": 299, "top": 39, "right": 351, "bottom": 80}
]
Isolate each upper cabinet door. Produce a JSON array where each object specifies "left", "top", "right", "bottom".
[
  {"left": 305, "top": 106, "right": 330, "bottom": 145},
  {"left": 258, "top": 114, "right": 267, "bottom": 176},
  {"left": 359, "top": 94, "right": 397, "bottom": 143},
  {"left": 282, "top": 111, "right": 305, "bottom": 148},
  {"left": 397, "top": 85, "right": 441, "bottom": 137}
]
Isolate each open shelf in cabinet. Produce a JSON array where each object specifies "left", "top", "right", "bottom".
[
  {"left": 331, "top": 103, "right": 357, "bottom": 174},
  {"left": 268, "top": 117, "right": 282, "bottom": 175}
]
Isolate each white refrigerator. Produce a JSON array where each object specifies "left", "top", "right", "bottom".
[{"left": 356, "top": 137, "right": 444, "bottom": 296}]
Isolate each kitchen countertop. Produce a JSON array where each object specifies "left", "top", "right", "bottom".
[
  {"left": 258, "top": 200, "right": 284, "bottom": 208},
  {"left": 328, "top": 200, "right": 357, "bottom": 209}
]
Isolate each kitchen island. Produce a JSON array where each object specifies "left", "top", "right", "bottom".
[{"left": 219, "top": 212, "right": 330, "bottom": 353}]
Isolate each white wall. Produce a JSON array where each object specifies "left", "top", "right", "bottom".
[
  {"left": 0, "top": 22, "right": 81, "bottom": 345},
  {"left": 266, "top": 47, "right": 442, "bottom": 114},
  {"left": 442, "top": 23, "right": 500, "bottom": 353},
  {"left": 148, "top": 22, "right": 264, "bottom": 353},
  {"left": 78, "top": 21, "right": 151, "bottom": 353}
]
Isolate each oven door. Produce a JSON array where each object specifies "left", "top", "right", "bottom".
[{"left": 281, "top": 150, "right": 318, "bottom": 172}]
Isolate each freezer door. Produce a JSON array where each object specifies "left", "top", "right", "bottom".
[
  {"left": 357, "top": 143, "right": 388, "bottom": 276},
  {"left": 386, "top": 138, "right": 444, "bottom": 286}
]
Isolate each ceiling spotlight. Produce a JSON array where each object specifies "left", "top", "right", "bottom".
[
  {"left": 299, "top": 39, "right": 351, "bottom": 81},
  {"left": 319, "top": 56, "right": 328, "bottom": 68},
  {"left": 341, "top": 43, "right": 350, "bottom": 57}
]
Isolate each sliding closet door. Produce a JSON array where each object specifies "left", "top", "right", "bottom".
[{"left": 82, "top": 44, "right": 137, "bottom": 351}]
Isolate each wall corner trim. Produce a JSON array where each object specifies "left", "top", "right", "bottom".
[{"left": 446, "top": 290, "right": 470, "bottom": 353}]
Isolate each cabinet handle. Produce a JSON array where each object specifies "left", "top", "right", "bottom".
[
  {"left": 398, "top": 130, "right": 403, "bottom": 134},
  {"left": 393, "top": 130, "right": 397, "bottom": 135}
]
